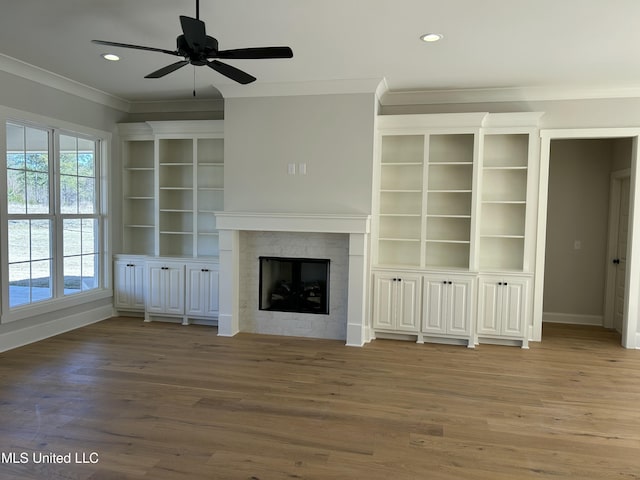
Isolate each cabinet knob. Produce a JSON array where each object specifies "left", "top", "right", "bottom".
[
  {"left": 448, "top": 281, "right": 452, "bottom": 285},
  {"left": 613, "top": 258, "right": 621, "bottom": 265},
  {"left": 498, "top": 282, "right": 503, "bottom": 286}
]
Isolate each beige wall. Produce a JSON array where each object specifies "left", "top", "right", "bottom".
[
  {"left": 224, "top": 93, "right": 377, "bottom": 214},
  {"left": 543, "top": 139, "right": 625, "bottom": 320}
]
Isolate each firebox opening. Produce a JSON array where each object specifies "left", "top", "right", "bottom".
[{"left": 259, "top": 257, "right": 330, "bottom": 315}]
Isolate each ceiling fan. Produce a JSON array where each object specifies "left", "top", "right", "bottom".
[{"left": 91, "top": 0, "right": 293, "bottom": 85}]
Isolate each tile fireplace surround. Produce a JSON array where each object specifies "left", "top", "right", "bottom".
[{"left": 215, "top": 212, "right": 372, "bottom": 346}]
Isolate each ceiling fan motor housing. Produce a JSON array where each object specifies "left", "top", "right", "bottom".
[{"left": 177, "top": 34, "right": 218, "bottom": 65}]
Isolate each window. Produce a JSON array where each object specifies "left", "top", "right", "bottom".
[{"left": 5, "top": 122, "right": 103, "bottom": 309}]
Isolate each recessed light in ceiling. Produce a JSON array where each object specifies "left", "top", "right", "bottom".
[
  {"left": 101, "top": 53, "right": 120, "bottom": 61},
  {"left": 420, "top": 33, "right": 443, "bottom": 43}
]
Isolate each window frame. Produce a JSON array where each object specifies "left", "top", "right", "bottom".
[{"left": 1, "top": 114, "right": 111, "bottom": 324}]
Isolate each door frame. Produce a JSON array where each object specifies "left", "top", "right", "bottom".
[
  {"left": 534, "top": 128, "right": 640, "bottom": 348},
  {"left": 603, "top": 169, "right": 631, "bottom": 330}
]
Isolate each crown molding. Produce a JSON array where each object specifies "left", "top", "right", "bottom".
[
  {"left": 381, "top": 85, "right": 640, "bottom": 106},
  {"left": 128, "top": 98, "right": 224, "bottom": 114},
  {"left": 216, "top": 78, "right": 386, "bottom": 99},
  {"left": 0, "top": 53, "right": 131, "bottom": 112}
]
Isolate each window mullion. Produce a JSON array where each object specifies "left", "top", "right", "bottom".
[{"left": 52, "top": 129, "right": 64, "bottom": 299}]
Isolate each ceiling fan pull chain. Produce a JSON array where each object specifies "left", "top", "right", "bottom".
[{"left": 193, "top": 66, "right": 196, "bottom": 97}]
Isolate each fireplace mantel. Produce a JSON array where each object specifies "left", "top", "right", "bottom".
[
  {"left": 214, "top": 212, "right": 372, "bottom": 346},
  {"left": 215, "top": 212, "right": 371, "bottom": 235}
]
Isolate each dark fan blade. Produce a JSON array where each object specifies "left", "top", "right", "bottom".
[
  {"left": 216, "top": 46, "right": 293, "bottom": 59},
  {"left": 92, "top": 39, "right": 179, "bottom": 56},
  {"left": 145, "top": 60, "right": 189, "bottom": 78},
  {"left": 207, "top": 60, "right": 256, "bottom": 84},
  {"left": 180, "top": 15, "right": 207, "bottom": 52}
]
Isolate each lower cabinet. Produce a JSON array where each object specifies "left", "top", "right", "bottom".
[
  {"left": 372, "top": 272, "right": 422, "bottom": 333},
  {"left": 371, "top": 269, "right": 531, "bottom": 348},
  {"left": 113, "top": 256, "right": 219, "bottom": 325},
  {"left": 113, "top": 256, "right": 146, "bottom": 313},
  {"left": 476, "top": 274, "right": 531, "bottom": 348},
  {"left": 186, "top": 263, "right": 220, "bottom": 318},
  {"left": 422, "top": 273, "right": 475, "bottom": 347},
  {"left": 146, "top": 260, "right": 186, "bottom": 321}
]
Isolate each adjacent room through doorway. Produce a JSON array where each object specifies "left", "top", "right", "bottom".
[{"left": 543, "top": 137, "right": 632, "bottom": 340}]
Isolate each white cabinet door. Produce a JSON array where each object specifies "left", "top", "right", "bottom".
[
  {"left": 146, "top": 261, "right": 185, "bottom": 316},
  {"left": 396, "top": 276, "right": 421, "bottom": 332},
  {"left": 373, "top": 274, "right": 396, "bottom": 330},
  {"left": 372, "top": 272, "right": 421, "bottom": 332},
  {"left": 501, "top": 280, "right": 527, "bottom": 337},
  {"left": 477, "top": 275, "right": 529, "bottom": 339},
  {"left": 186, "top": 264, "right": 219, "bottom": 318},
  {"left": 422, "top": 278, "right": 447, "bottom": 334},
  {"left": 477, "top": 279, "right": 500, "bottom": 335},
  {"left": 114, "top": 259, "right": 145, "bottom": 311},
  {"left": 422, "top": 274, "right": 473, "bottom": 337},
  {"left": 448, "top": 278, "right": 472, "bottom": 336}
]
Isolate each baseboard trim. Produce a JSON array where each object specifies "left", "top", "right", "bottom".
[
  {"left": 0, "top": 304, "right": 112, "bottom": 353},
  {"left": 543, "top": 312, "right": 603, "bottom": 326}
]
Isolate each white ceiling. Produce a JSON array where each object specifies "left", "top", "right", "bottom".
[{"left": 2, "top": 0, "right": 640, "bottom": 105}]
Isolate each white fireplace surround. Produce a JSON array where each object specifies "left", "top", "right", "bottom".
[{"left": 215, "top": 212, "right": 372, "bottom": 346}]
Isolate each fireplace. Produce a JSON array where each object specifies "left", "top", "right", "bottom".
[
  {"left": 214, "top": 212, "right": 372, "bottom": 345},
  {"left": 259, "top": 257, "right": 330, "bottom": 314}
]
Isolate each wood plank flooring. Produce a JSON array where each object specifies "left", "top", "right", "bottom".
[{"left": 1, "top": 318, "right": 640, "bottom": 479}]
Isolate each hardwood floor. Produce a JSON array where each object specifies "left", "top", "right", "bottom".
[{"left": 1, "top": 319, "right": 639, "bottom": 479}]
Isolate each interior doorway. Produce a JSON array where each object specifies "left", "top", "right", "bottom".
[{"left": 542, "top": 137, "right": 632, "bottom": 341}]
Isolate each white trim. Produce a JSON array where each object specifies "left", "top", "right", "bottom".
[
  {"left": 147, "top": 120, "right": 224, "bottom": 136},
  {"left": 543, "top": 312, "right": 603, "bottom": 326},
  {"left": 215, "top": 212, "right": 371, "bottom": 234},
  {"left": 216, "top": 78, "right": 385, "bottom": 98},
  {"left": 0, "top": 304, "right": 112, "bottom": 353},
  {"left": 536, "top": 128, "right": 640, "bottom": 348},
  {"left": 0, "top": 53, "right": 130, "bottom": 112},
  {"left": 0, "top": 106, "right": 113, "bottom": 142},
  {"left": 380, "top": 85, "right": 640, "bottom": 106},
  {"left": 129, "top": 99, "right": 224, "bottom": 114}
]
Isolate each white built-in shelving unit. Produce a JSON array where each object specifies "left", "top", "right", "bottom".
[
  {"left": 372, "top": 112, "right": 542, "bottom": 348},
  {"left": 115, "top": 121, "right": 223, "bottom": 325}
]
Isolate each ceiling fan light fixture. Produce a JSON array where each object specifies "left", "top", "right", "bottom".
[
  {"left": 420, "top": 33, "right": 443, "bottom": 43},
  {"left": 101, "top": 53, "right": 120, "bottom": 61}
]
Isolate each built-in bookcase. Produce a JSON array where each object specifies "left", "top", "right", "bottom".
[
  {"left": 159, "top": 138, "right": 194, "bottom": 257},
  {"left": 479, "top": 134, "right": 528, "bottom": 271},
  {"left": 375, "top": 113, "right": 539, "bottom": 274},
  {"left": 425, "top": 134, "right": 474, "bottom": 269},
  {"left": 118, "top": 121, "right": 224, "bottom": 259},
  {"left": 122, "top": 139, "right": 155, "bottom": 255},
  {"left": 376, "top": 131, "right": 476, "bottom": 269},
  {"left": 378, "top": 135, "right": 424, "bottom": 266},
  {"left": 196, "top": 138, "right": 224, "bottom": 257},
  {"left": 373, "top": 112, "right": 541, "bottom": 347}
]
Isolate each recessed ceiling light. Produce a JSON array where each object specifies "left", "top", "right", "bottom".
[
  {"left": 101, "top": 53, "right": 120, "bottom": 61},
  {"left": 420, "top": 33, "right": 443, "bottom": 43}
]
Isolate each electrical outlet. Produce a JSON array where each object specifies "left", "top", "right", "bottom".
[
  {"left": 574, "top": 240, "right": 581, "bottom": 250},
  {"left": 287, "top": 163, "right": 296, "bottom": 175}
]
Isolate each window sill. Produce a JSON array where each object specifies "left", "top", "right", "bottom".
[{"left": 1, "top": 288, "right": 113, "bottom": 324}]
